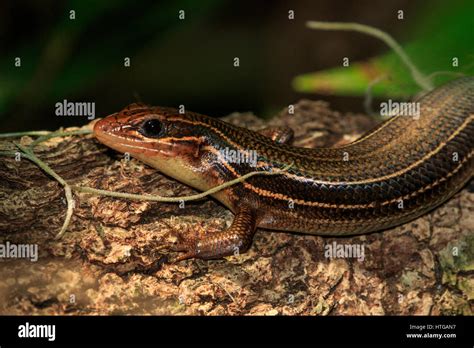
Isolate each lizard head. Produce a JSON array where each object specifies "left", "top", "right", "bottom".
[{"left": 93, "top": 103, "right": 224, "bottom": 192}]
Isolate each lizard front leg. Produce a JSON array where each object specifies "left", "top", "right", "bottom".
[{"left": 170, "top": 206, "right": 257, "bottom": 262}]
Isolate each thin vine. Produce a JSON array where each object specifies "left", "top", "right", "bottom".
[
  {"left": 306, "top": 21, "right": 434, "bottom": 91},
  {"left": 0, "top": 132, "right": 292, "bottom": 237}
]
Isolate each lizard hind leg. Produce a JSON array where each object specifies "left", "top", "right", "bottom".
[{"left": 169, "top": 207, "right": 257, "bottom": 262}]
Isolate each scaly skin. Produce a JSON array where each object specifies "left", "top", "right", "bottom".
[{"left": 93, "top": 77, "right": 474, "bottom": 260}]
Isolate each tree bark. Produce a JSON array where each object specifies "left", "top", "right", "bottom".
[{"left": 0, "top": 100, "right": 472, "bottom": 315}]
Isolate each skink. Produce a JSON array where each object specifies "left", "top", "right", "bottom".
[{"left": 94, "top": 77, "right": 474, "bottom": 260}]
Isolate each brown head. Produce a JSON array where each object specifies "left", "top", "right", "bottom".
[
  {"left": 94, "top": 103, "right": 208, "bottom": 156},
  {"left": 94, "top": 103, "right": 220, "bottom": 192}
]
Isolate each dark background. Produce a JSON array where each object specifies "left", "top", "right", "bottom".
[{"left": 0, "top": 0, "right": 432, "bottom": 132}]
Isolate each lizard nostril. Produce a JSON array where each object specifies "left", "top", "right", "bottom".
[{"left": 93, "top": 118, "right": 109, "bottom": 136}]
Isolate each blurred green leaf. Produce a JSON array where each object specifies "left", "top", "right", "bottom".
[{"left": 293, "top": 0, "right": 474, "bottom": 98}]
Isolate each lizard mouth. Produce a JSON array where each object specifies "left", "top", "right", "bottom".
[{"left": 93, "top": 114, "right": 151, "bottom": 154}]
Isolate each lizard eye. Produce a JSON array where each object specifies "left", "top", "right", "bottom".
[{"left": 139, "top": 119, "right": 163, "bottom": 138}]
